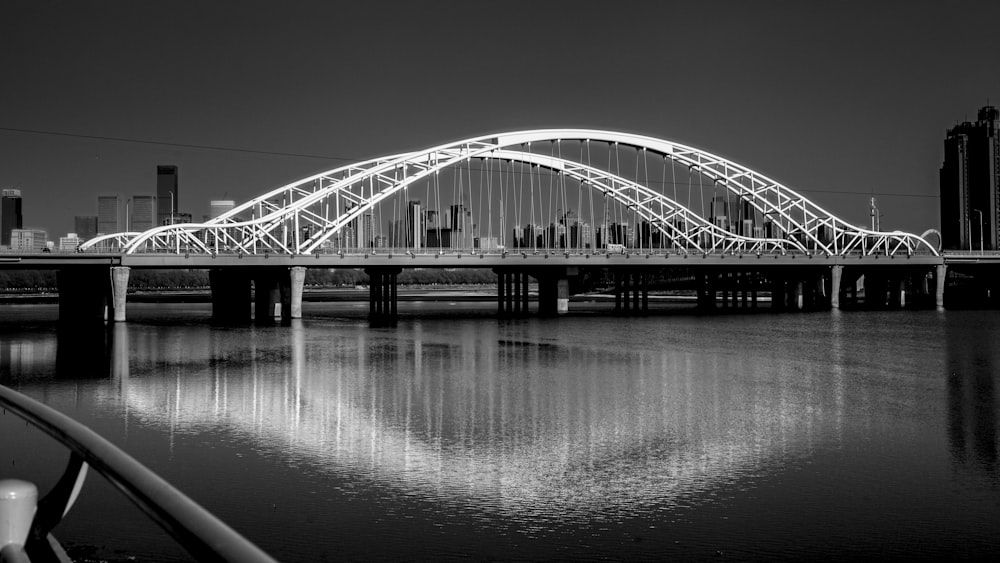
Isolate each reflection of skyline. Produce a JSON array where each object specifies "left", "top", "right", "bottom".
[
  {"left": 67, "top": 318, "right": 844, "bottom": 520},
  {"left": 946, "top": 320, "right": 998, "bottom": 478}
]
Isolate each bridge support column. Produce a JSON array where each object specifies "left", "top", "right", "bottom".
[
  {"left": 641, "top": 271, "right": 648, "bottom": 314},
  {"left": 496, "top": 270, "right": 506, "bottom": 315},
  {"left": 521, "top": 273, "right": 529, "bottom": 313},
  {"left": 495, "top": 269, "right": 530, "bottom": 317},
  {"left": 289, "top": 266, "right": 305, "bottom": 319},
  {"left": 513, "top": 270, "right": 522, "bottom": 314},
  {"left": 210, "top": 268, "right": 252, "bottom": 323},
  {"left": 620, "top": 272, "right": 630, "bottom": 314},
  {"left": 110, "top": 266, "right": 130, "bottom": 322},
  {"left": 771, "top": 275, "right": 785, "bottom": 311},
  {"left": 793, "top": 280, "right": 804, "bottom": 311},
  {"left": 830, "top": 265, "right": 843, "bottom": 309},
  {"left": 631, "top": 272, "right": 640, "bottom": 312},
  {"left": 614, "top": 272, "right": 622, "bottom": 312},
  {"left": 365, "top": 267, "right": 400, "bottom": 326},
  {"left": 935, "top": 265, "right": 947, "bottom": 309},
  {"left": 536, "top": 267, "right": 576, "bottom": 317},
  {"left": 57, "top": 267, "right": 112, "bottom": 325},
  {"left": 253, "top": 269, "right": 291, "bottom": 324}
]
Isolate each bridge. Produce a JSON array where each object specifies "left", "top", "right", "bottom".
[{"left": 6, "top": 129, "right": 1000, "bottom": 323}]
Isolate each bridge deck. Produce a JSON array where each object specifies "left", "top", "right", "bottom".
[{"left": 0, "top": 251, "right": 971, "bottom": 269}]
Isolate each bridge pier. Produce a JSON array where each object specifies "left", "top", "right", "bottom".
[
  {"left": 289, "top": 266, "right": 305, "bottom": 319},
  {"left": 365, "top": 267, "right": 400, "bottom": 326},
  {"left": 110, "top": 266, "right": 130, "bottom": 322},
  {"left": 253, "top": 269, "right": 293, "bottom": 324},
  {"left": 57, "top": 267, "right": 113, "bottom": 325},
  {"left": 209, "top": 268, "right": 252, "bottom": 323},
  {"left": 494, "top": 269, "right": 529, "bottom": 317},
  {"left": 830, "top": 265, "right": 843, "bottom": 309},
  {"left": 612, "top": 271, "right": 649, "bottom": 315},
  {"left": 935, "top": 265, "right": 947, "bottom": 309},
  {"left": 536, "top": 267, "right": 575, "bottom": 316}
]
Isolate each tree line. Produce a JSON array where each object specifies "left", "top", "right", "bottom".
[
  {"left": 0, "top": 268, "right": 501, "bottom": 292},
  {"left": 0, "top": 267, "right": 698, "bottom": 293}
]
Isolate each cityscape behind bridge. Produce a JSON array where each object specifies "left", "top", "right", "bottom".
[{"left": 3, "top": 124, "right": 1000, "bottom": 324}]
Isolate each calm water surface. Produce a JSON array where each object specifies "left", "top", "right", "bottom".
[{"left": 1, "top": 303, "right": 998, "bottom": 561}]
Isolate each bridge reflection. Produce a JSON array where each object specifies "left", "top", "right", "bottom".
[
  {"left": 91, "top": 320, "right": 843, "bottom": 518},
  {"left": 947, "top": 322, "right": 998, "bottom": 480}
]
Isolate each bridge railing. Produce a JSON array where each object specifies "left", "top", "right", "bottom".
[{"left": 0, "top": 384, "right": 277, "bottom": 563}]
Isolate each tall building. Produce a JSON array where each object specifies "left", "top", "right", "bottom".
[
  {"left": 156, "top": 165, "right": 178, "bottom": 226},
  {"left": 406, "top": 200, "right": 422, "bottom": 249},
  {"left": 359, "top": 212, "right": 373, "bottom": 249},
  {"left": 1, "top": 188, "right": 23, "bottom": 247},
  {"left": 74, "top": 216, "right": 98, "bottom": 241},
  {"left": 210, "top": 200, "right": 235, "bottom": 219},
  {"left": 97, "top": 195, "right": 120, "bottom": 235},
  {"left": 131, "top": 195, "right": 156, "bottom": 231},
  {"left": 940, "top": 105, "right": 1000, "bottom": 250}
]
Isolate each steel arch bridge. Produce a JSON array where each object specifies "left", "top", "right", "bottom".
[{"left": 80, "top": 129, "right": 937, "bottom": 257}]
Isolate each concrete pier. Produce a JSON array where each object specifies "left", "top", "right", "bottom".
[
  {"left": 365, "top": 267, "right": 401, "bottom": 325},
  {"left": 111, "top": 266, "right": 130, "bottom": 322},
  {"left": 209, "top": 268, "right": 252, "bottom": 323},
  {"left": 57, "top": 267, "right": 111, "bottom": 325},
  {"left": 289, "top": 266, "right": 305, "bottom": 319}
]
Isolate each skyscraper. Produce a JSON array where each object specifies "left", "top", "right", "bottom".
[
  {"left": 97, "top": 195, "right": 120, "bottom": 235},
  {"left": 1, "top": 189, "right": 23, "bottom": 247},
  {"left": 406, "top": 200, "right": 422, "bottom": 249},
  {"left": 940, "top": 105, "right": 1000, "bottom": 250},
  {"left": 74, "top": 216, "right": 98, "bottom": 241},
  {"left": 157, "top": 165, "right": 178, "bottom": 226},
  {"left": 210, "top": 200, "right": 235, "bottom": 219},
  {"left": 131, "top": 195, "right": 156, "bottom": 231}
]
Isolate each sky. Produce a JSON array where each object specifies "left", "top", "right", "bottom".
[{"left": 2, "top": 0, "right": 999, "bottom": 239}]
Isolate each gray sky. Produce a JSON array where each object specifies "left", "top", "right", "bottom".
[{"left": 2, "top": 0, "right": 998, "bottom": 238}]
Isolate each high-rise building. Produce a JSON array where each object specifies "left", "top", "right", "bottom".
[
  {"left": 97, "top": 195, "right": 120, "bottom": 235},
  {"left": 940, "top": 105, "right": 1000, "bottom": 250},
  {"left": 11, "top": 228, "right": 47, "bottom": 252},
  {"left": 131, "top": 195, "right": 156, "bottom": 231},
  {"left": 210, "top": 200, "right": 235, "bottom": 219},
  {"left": 406, "top": 200, "right": 422, "bottom": 249},
  {"left": 156, "top": 165, "right": 178, "bottom": 226},
  {"left": 74, "top": 216, "right": 98, "bottom": 241},
  {"left": 360, "top": 213, "right": 373, "bottom": 249},
  {"left": 59, "top": 233, "right": 81, "bottom": 251},
  {"left": 1, "top": 189, "right": 23, "bottom": 247}
]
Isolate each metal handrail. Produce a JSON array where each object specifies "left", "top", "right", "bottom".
[{"left": 0, "top": 385, "right": 277, "bottom": 563}]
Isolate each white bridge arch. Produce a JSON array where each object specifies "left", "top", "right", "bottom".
[{"left": 81, "top": 129, "right": 937, "bottom": 257}]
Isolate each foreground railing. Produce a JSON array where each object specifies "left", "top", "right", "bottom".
[{"left": 0, "top": 385, "right": 277, "bottom": 563}]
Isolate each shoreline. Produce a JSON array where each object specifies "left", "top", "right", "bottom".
[{"left": 0, "top": 286, "right": 702, "bottom": 305}]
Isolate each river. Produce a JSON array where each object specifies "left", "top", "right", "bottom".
[{"left": 1, "top": 302, "right": 997, "bottom": 561}]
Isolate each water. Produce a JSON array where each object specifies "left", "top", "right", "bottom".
[{"left": 1, "top": 303, "right": 998, "bottom": 561}]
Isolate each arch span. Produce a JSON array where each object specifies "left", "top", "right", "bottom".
[{"left": 79, "top": 129, "right": 937, "bottom": 257}]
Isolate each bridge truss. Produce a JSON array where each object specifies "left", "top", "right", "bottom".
[{"left": 81, "top": 130, "right": 936, "bottom": 257}]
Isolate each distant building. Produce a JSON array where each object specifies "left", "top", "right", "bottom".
[
  {"left": 59, "top": 233, "right": 81, "bottom": 251},
  {"left": 11, "top": 228, "right": 47, "bottom": 252},
  {"left": 74, "top": 216, "right": 98, "bottom": 241},
  {"left": 210, "top": 200, "right": 235, "bottom": 219},
  {"left": 170, "top": 212, "right": 192, "bottom": 225},
  {"left": 156, "top": 165, "right": 178, "bottom": 226},
  {"left": 97, "top": 195, "right": 120, "bottom": 235},
  {"left": 131, "top": 195, "right": 156, "bottom": 231},
  {"left": 940, "top": 105, "right": 1000, "bottom": 250},
  {"left": 1, "top": 188, "right": 23, "bottom": 247}
]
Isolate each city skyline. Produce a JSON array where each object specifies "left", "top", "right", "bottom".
[{"left": 2, "top": 2, "right": 1000, "bottom": 239}]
